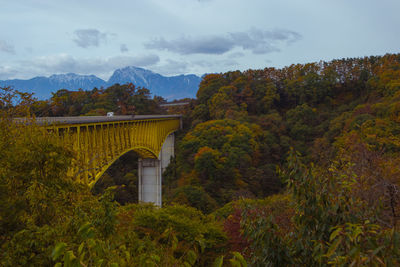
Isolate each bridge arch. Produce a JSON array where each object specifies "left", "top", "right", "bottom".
[
  {"left": 16, "top": 115, "right": 181, "bottom": 206},
  {"left": 34, "top": 115, "right": 181, "bottom": 190},
  {"left": 91, "top": 146, "right": 156, "bottom": 187},
  {"left": 90, "top": 128, "right": 175, "bottom": 188}
]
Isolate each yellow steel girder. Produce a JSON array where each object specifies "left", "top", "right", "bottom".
[{"left": 49, "top": 117, "right": 180, "bottom": 187}]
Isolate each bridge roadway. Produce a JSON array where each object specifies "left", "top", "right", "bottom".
[{"left": 16, "top": 114, "right": 182, "bottom": 126}]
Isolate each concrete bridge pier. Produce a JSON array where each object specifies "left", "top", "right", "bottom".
[
  {"left": 138, "top": 133, "right": 175, "bottom": 207},
  {"left": 138, "top": 159, "right": 162, "bottom": 206},
  {"left": 160, "top": 133, "right": 175, "bottom": 173}
]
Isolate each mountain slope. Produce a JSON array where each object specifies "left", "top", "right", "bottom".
[
  {"left": 0, "top": 67, "right": 202, "bottom": 100},
  {"left": 107, "top": 66, "right": 201, "bottom": 99},
  {"left": 0, "top": 73, "right": 107, "bottom": 99}
]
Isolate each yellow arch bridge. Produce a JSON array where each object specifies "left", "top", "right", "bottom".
[{"left": 32, "top": 115, "right": 181, "bottom": 206}]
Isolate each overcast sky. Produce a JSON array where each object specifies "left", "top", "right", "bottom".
[{"left": 1, "top": 0, "right": 399, "bottom": 80}]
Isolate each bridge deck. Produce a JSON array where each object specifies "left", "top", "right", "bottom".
[
  {"left": 15, "top": 114, "right": 182, "bottom": 125},
  {"left": 160, "top": 102, "right": 189, "bottom": 107}
]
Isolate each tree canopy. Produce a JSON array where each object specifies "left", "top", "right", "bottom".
[{"left": 3, "top": 53, "right": 400, "bottom": 265}]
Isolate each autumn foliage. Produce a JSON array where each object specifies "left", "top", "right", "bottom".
[{"left": 2, "top": 53, "right": 400, "bottom": 265}]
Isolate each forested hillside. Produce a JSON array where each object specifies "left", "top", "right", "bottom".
[
  {"left": 166, "top": 53, "right": 400, "bottom": 265},
  {"left": 1, "top": 53, "right": 400, "bottom": 266},
  {"left": 30, "top": 83, "right": 166, "bottom": 117},
  {"left": 165, "top": 54, "right": 400, "bottom": 206}
]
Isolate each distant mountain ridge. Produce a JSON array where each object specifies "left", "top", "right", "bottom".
[
  {"left": 0, "top": 67, "right": 202, "bottom": 100},
  {"left": 108, "top": 67, "right": 201, "bottom": 99}
]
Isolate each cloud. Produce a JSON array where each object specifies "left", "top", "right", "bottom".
[
  {"left": 73, "top": 29, "right": 109, "bottom": 48},
  {"left": 120, "top": 44, "right": 129, "bottom": 53},
  {"left": 152, "top": 59, "right": 189, "bottom": 76},
  {"left": 17, "top": 54, "right": 160, "bottom": 80},
  {"left": 0, "top": 66, "right": 18, "bottom": 80},
  {"left": 145, "top": 28, "right": 301, "bottom": 55},
  {"left": 193, "top": 58, "right": 238, "bottom": 68},
  {"left": 229, "top": 28, "right": 301, "bottom": 54},
  {"left": 0, "top": 40, "right": 16, "bottom": 54},
  {"left": 107, "top": 55, "right": 160, "bottom": 68},
  {"left": 228, "top": 52, "right": 245, "bottom": 58},
  {"left": 151, "top": 58, "right": 239, "bottom": 76},
  {"left": 146, "top": 36, "right": 234, "bottom": 55},
  {"left": 25, "top": 47, "right": 33, "bottom": 54}
]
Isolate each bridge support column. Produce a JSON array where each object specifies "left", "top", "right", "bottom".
[
  {"left": 138, "top": 133, "right": 175, "bottom": 207},
  {"left": 160, "top": 133, "right": 174, "bottom": 172},
  {"left": 138, "top": 159, "right": 162, "bottom": 206}
]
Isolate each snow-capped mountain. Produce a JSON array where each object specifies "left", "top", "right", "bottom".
[
  {"left": 0, "top": 67, "right": 202, "bottom": 100},
  {"left": 49, "top": 73, "right": 106, "bottom": 88},
  {"left": 0, "top": 73, "right": 106, "bottom": 99},
  {"left": 107, "top": 67, "right": 201, "bottom": 99},
  {"left": 108, "top": 66, "right": 156, "bottom": 87}
]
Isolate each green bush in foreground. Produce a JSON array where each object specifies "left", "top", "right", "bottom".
[
  {"left": 239, "top": 149, "right": 400, "bottom": 266},
  {"left": 0, "top": 87, "right": 230, "bottom": 266}
]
